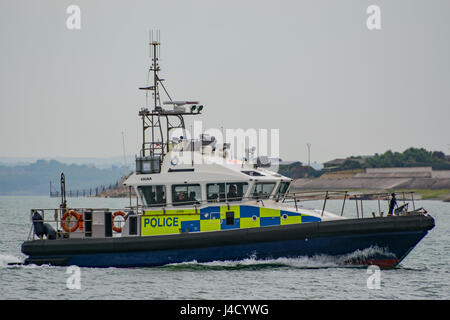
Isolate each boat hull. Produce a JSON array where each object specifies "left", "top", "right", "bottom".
[{"left": 22, "top": 215, "right": 434, "bottom": 268}]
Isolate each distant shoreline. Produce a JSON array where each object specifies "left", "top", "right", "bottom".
[{"left": 1, "top": 189, "right": 449, "bottom": 202}]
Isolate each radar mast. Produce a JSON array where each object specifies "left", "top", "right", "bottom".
[{"left": 136, "top": 31, "right": 203, "bottom": 174}]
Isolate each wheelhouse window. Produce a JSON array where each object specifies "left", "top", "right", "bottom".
[
  {"left": 138, "top": 185, "right": 166, "bottom": 207},
  {"left": 275, "top": 181, "right": 291, "bottom": 201},
  {"left": 207, "top": 183, "right": 225, "bottom": 202},
  {"left": 251, "top": 182, "right": 276, "bottom": 199},
  {"left": 226, "top": 182, "right": 248, "bottom": 201},
  {"left": 172, "top": 184, "right": 201, "bottom": 206},
  {"left": 207, "top": 182, "right": 248, "bottom": 202}
]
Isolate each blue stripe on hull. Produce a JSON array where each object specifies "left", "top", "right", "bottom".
[{"left": 46, "top": 230, "right": 430, "bottom": 268}]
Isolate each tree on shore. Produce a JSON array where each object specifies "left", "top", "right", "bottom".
[{"left": 329, "top": 147, "right": 450, "bottom": 172}]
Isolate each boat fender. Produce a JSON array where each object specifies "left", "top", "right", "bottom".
[
  {"left": 61, "top": 210, "right": 81, "bottom": 233},
  {"left": 112, "top": 211, "right": 127, "bottom": 233}
]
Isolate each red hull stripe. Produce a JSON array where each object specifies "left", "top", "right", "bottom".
[{"left": 353, "top": 258, "right": 400, "bottom": 268}]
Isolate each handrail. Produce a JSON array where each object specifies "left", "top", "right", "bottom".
[
  {"left": 27, "top": 207, "right": 141, "bottom": 241},
  {"left": 142, "top": 190, "right": 418, "bottom": 215},
  {"left": 31, "top": 190, "right": 418, "bottom": 215},
  {"left": 282, "top": 190, "right": 418, "bottom": 219},
  {"left": 27, "top": 190, "right": 422, "bottom": 240}
]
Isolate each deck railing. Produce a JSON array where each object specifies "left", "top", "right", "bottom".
[
  {"left": 27, "top": 207, "right": 139, "bottom": 241},
  {"left": 283, "top": 190, "right": 424, "bottom": 218},
  {"left": 28, "top": 190, "right": 428, "bottom": 241}
]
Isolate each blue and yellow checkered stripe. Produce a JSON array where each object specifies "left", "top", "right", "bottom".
[{"left": 141, "top": 205, "right": 321, "bottom": 236}]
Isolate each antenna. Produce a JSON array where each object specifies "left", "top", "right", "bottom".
[{"left": 150, "top": 29, "right": 160, "bottom": 110}]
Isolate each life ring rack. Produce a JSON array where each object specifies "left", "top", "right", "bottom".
[
  {"left": 61, "top": 210, "right": 83, "bottom": 233},
  {"left": 112, "top": 211, "right": 127, "bottom": 233}
]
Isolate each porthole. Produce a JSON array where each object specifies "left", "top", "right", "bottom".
[
  {"left": 282, "top": 213, "right": 288, "bottom": 220},
  {"left": 252, "top": 215, "right": 257, "bottom": 221}
]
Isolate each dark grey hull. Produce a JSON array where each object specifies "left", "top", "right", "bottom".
[{"left": 21, "top": 215, "right": 435, "bottom": 268}]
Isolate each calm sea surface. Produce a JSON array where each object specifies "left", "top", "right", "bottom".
[{"left": 0, "top": 196, "right": 449, "bottom": 300}]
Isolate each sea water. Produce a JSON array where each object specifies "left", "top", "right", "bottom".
[{"left": 0, "top": 196, "right": 449, "bottom": 300}]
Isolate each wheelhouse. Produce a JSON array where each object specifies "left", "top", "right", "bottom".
[{"left": 131, "top": 171, "right": 292, "bottom": 209}]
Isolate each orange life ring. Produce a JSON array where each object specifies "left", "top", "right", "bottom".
[
  {"left": 78, "top": 213, "right": 84, "bottom": 231},
  {"left": 61, "top": 210, "right": 82, "bottom": 233},
  {"left": 112, "top": 211, "right": 126, "bottom": 233}
]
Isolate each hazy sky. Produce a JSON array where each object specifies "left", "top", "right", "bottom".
[{"left": 1, "top": 0, "right": 449, "bottom": 163}]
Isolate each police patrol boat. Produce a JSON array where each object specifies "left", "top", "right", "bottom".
[{"left": 21, "top": 38, "right": 435, "bottom": 268}]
